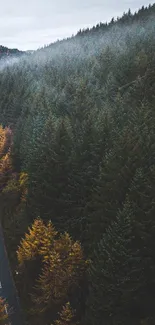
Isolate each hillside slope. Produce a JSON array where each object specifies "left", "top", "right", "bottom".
[{"left": 0, "top": 45, "right": 24, "bottom": 59}]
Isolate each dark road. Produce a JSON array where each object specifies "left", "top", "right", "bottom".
[{"left": 0, "top": 225, "right": 24, "bottom": 325}]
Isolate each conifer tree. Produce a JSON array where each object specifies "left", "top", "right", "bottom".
[
  {"left": 27, "top": 117, "right": 73, "bottom": 232},
  {"left": 87, "top": 126, "right": 140, "bottom": 250},
  {"left": 85, "top": 200, "right": 143, "bottom": 325}
]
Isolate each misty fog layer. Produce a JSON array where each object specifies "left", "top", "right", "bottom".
[{"left": 1, "top": 12, "right": 155, "bottom": 122}]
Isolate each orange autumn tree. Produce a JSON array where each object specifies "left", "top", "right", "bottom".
[
  {"left": 0, "top": 126, "right": 29, "bottom": 266},
  {"left": 52, "top": 302, "right": 77, "bottom": 325},
  {"left": 0, "top": 126, "right": 12, "bottom": 190},
  {"left": 0, "top": 126, "right": 12, "bottom": 159},
  {"left": 0, "top": 125, "right": 14, "bottom": 239},
  {"left": 17, "top": 218, "right": 86, "bottom": 323},
  {"left": 0, "top": 297, "right": 9, "bottom": 324},
  {"left": 16, "top": 218, "right": 52, "bottom": 308}
]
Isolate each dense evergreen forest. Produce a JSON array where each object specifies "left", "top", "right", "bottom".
[
  {"left": 0, "top": 2, "right": 155, "bottom": 324},
  {"left": 0, "top": 45, "right": 24, "bottom": 59}
]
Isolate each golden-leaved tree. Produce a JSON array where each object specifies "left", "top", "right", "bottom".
[
  {"left": 0, "top": 126, "right": 12, "bottom": 190},
  {"left": 17, "top": 218, "right": 87, "bottom": 325},
  {"left": 0, "top": 125, "right": 28, "bottom": 266},
  {"left": 51, "top": 302, "right": 77, "bottom": 325},
  {"left": 0, "top": 297, "right": 9, "bottom": 324}
]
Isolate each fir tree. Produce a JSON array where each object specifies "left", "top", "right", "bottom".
[
  {"left": 85, "top": 200, "right": 143, "bottom": 325},
  {"left": 27, "top": 117, "right": 73, "bottom": 232}
]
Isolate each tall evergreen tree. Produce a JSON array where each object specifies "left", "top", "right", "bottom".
[
  {"left": 27, "top": 116, "right": 73, "bottom": 231},
  {"left": 85, "top": 200, "right": 143, "bottom": 325}
]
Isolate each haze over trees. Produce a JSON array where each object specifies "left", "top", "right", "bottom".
[{"left": 0, "top": 2, "right": 155, "bottom": 325}]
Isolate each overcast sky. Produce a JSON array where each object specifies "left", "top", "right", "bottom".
[{"left": 0, "top": 0, "right": 154, "bottom": 50}]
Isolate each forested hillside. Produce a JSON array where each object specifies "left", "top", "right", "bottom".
[
  {"left": 0, "top": 45, "right": 24, "bottom": 59},
  {"left": 0, "top": 3, "right": 155, "bottom": 325}
]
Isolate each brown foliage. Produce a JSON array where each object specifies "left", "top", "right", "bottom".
[
  {"left": 0, "top": 126, "right": 12, "bottom": 190},
  {"left": 17, "top": 219, "right": 87, "bottom": 319},
  {"left": 0, "top": 297, "right": 9, "bottom": 324},
  {"left": 52, "top": 302, "right": 77, "bottom": 325}
]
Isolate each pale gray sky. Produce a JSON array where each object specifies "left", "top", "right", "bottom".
[{"left": 0, "top": 0, "right": 154, "bottom": 50}]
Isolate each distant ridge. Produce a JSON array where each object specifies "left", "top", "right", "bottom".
[
  {"left": 36, "top": 3, "right": 155, "bottom": 52},
  {"left": 0, "top": 45, "right": 24, "bottom": 59}
]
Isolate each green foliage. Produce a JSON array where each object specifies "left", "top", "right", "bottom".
[
  {"left": 85, "top": 200, "right": 145, "bottom": 325},
  {"left": 0, "top": 45, "right": 23, "bottom": 58}
]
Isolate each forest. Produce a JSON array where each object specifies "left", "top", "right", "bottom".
[
  {"left": 0, "top": 2, "right": 155, "bottom": 325},
  {"left": 0, "top": 45, "right": 24, "bottom": 59}
]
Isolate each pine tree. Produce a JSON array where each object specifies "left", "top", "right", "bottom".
[
  {"left": 85, "top": 200, "right": 143, "bottom": 325},
  {"left": 125, "top": 167, "right": 155, "bottom": 319},
  {"left": 27, "top": 116, "right": 73, "bottom": 232},
  {"left": 87, "top": 126, "right": 140, "bottom": 250}
]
